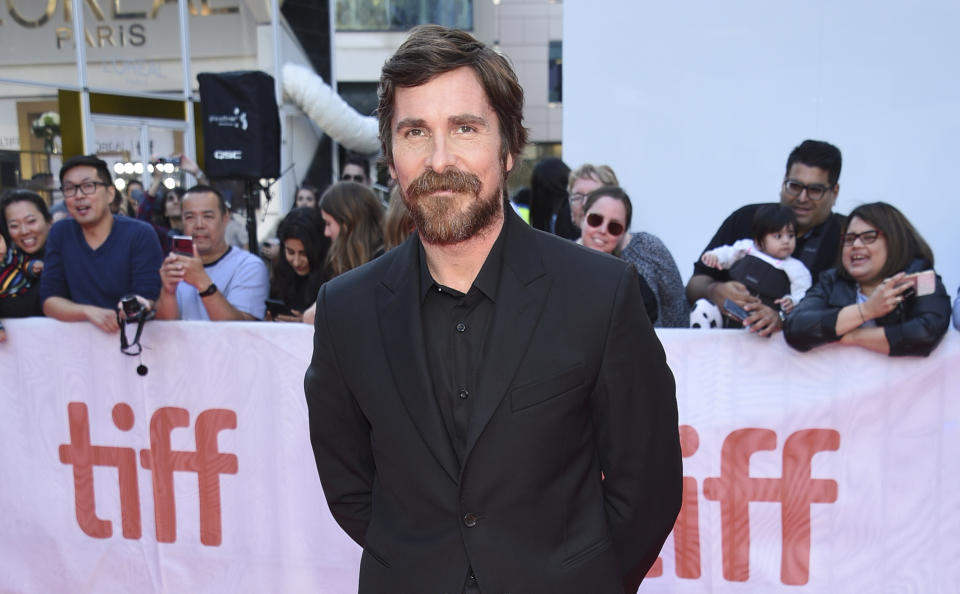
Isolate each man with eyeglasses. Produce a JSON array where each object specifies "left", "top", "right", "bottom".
[
  {"left": 685, "top": 140, "right": 846, "bottom": 335},
  {"left": 554, "top": 163, "right": 619, "bottom": 240},
  {"left": 40, "top": 155, "right": 164, "bottom": 333}
]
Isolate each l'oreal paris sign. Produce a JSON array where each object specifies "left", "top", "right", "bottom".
[{"left": 0, "top": 1, "right": 253, "bottom": 65}]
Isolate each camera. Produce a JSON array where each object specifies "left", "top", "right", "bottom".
[
  {"left": 156, "top": 156, "right": 181, "bottom": 166},
  {"left": 120, "top": 294, "right": 149, "bottom": 323}
]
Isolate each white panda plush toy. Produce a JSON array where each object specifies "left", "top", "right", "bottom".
[{"left": 689, "top": 298, "right": 722, "bottom": 329}]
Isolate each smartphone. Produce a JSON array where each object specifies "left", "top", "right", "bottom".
[
  {"left": 265, "top": 298, "right": 294, "bottom": 318},
  {"left": 900, "top": 270, "right": 936, "bottom": 298},
  {"left": 171, "top": 235, "right": 194, "bottom": 256},
  {"left": 157, "top": 156, "right": 181, "bottom": 166},
  {"left": 722, "top": 298, "right": 750, "bottom": 324}
]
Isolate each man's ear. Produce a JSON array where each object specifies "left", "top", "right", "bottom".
[
  {"left": 505, "top": 153, "right": 514, "bottom": 173},
  {"left": 826, "top": 182, "right": 840, "bottom": 210}
]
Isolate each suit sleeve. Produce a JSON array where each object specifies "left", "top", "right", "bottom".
[
  {"left": 593, "top": 264, "right": 682, "bottom": 592},
  {"left": 303, "top": 283, "right": 375, "bottom": 546}
]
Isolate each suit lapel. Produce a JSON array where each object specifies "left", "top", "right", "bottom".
[
  {"left": 465, "top": 211, "right": 551, "bottom": 456},
  {"left": 377, "top": 236, "right": 460, "bottom": 483}
]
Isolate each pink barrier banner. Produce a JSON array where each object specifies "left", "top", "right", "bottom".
[{"left": 1, "top": 319, "right": 958, "bottom": 593}]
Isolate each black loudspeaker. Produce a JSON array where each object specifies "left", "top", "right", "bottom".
[{"left": 198, "top": 71, "right": 280, "bottom": 179}]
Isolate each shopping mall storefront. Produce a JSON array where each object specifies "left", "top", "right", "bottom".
[{"left": 0, "top": 0, "right": 319, "bottom": 223}]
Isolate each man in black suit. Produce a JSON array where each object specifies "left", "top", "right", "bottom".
[{"left": 304, "top": 25, "right": 681, "bottom": 594}]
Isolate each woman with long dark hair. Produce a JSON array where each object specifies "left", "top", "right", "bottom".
[{"left": 268, "top": 207, "right": 329, "bottom": 322}]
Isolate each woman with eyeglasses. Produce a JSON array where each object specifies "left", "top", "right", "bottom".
[
  {"left": 784, "top": 202, "right": 950, "bottom": 356},
  {"left": 579, "top": 186, "right": 660, "bottom": 324}
]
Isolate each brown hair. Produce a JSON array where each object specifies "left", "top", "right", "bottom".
[
  {"left": 568, "top": 164, "right": 619, "bottom": 193},
  {"left": 377, "top": 25, "right": 528, "bottom": 170},
  {"left": 383, "top": 185, "right": 414, "bottom": 251},
  {"left": 319, "top": 182, "right": 385, "bottom": 277},
  {"left": 838, "top": 202, "right": 934, "bottom": 283}
]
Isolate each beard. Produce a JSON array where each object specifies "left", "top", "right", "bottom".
[{"left": 402, "top": 168, "right": 504, "bottom": 245}]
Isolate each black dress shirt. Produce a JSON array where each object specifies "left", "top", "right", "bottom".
[{"left": 420, "top": 224, "right": 506, "bottom": 464}]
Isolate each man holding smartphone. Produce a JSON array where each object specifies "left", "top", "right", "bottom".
[{"left": 154, "top": 185, "right": 268, "bottom": 321}]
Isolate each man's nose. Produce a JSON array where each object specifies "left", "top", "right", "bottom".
[{"left": 426, "top": 135, "right": 456, "bottom": 172}]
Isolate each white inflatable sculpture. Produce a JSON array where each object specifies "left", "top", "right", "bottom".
[{"left": 282, "top": 63, "right": 380, "bottom": 155}]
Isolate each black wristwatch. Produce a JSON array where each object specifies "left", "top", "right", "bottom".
[{"left": 198, "top": 283, "right": 218, "bottom": 297}]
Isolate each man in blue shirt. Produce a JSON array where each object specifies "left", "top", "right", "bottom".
[{"left": 41, "top": 155, "right": 163, "bottom": 333}]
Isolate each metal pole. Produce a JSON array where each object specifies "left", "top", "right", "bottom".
[
  {"left": 179, "top": 0, "right": 198, "bottom": 178},
  {"left": 271, "top": 0, "right": 287, "bottom": 214},
  {"left": 329, "top": 0, "right": 339, "bottom": 183},
  {"left": 71, "top": 0, "right": 94, "bottom": 154}
]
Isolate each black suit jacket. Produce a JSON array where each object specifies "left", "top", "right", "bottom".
[{"left": 305, "top": 210, "right": 681, "bottom": 593}]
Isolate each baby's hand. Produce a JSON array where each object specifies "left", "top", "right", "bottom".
[
  {"left": 700, "top": 253, "right": 721, "bottom": 269},
  {"left": 775, "top": 297, "right": 794, "bottom": 314}
]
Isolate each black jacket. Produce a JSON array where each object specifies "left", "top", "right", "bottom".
[
  {"left": 304, "top": 209, "right": 681, "bottom": 593},
  {"left": 783, "top": 259, "right": 951, "bottom": 357}
]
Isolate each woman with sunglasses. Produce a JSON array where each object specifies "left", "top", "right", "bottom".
[
  {"left": 580, "top": 185, "right": 688, "bottom": 327},
  {"left": 579, "top": 186, "right": 660, "bottom": 324},
  {"left": 784, "top": 202, "right": 950, "bottom": 356}
]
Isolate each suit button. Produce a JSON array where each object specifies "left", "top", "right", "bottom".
[
  {"left": 456, "top": 321, "right": 466, "bottom": 332},
  {"left": 463, "top": 513, "right": 478, "bottom": 527},
  {"left": 458, "top": 389, "right": 469, "bottom": 400}
]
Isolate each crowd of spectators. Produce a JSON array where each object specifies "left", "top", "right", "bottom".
[{"left": 1, "top": 139, "right": 957, "bottom": 356}]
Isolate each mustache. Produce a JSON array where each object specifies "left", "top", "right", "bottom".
[{"left": 405, "top": 168, "right": 482, "bottom": 200}]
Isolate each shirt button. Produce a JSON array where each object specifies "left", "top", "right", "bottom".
[
  {"left": 458, "top": 389, "right": 469, "bottom": 400},
  {"left": 456, "top": 321, "right": 466, "bottom": 332},
  {"left": 463, "top": 513, "right": 478, "bottom": 528}
]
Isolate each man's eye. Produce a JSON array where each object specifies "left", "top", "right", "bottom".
[
  {"left": 457, "top": 125, "right": 476, "bottom": 134},
  {"left": 405, "top": 128, "right": 425, "bottom": 138}
]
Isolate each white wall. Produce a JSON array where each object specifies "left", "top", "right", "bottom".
[{"left": 563, "top": 1, "right": 960, "bottom": 295}]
